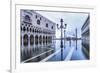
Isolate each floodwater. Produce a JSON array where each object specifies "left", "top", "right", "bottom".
[
  {"left": 47, "top": 40, "right": 87, "bottom": 61},
  {"left": 22, "top": 39, "right": 88, "bottom": 63}
]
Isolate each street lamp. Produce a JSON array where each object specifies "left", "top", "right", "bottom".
[
  {"left": 75, "top": 28, "right": 77, "bottom": 50},
  {"left": 64, "top": 29, "right": 66, "bottom": 48},
  {"left": 57, "top": 18, "right": 67, "bottom": 61}
]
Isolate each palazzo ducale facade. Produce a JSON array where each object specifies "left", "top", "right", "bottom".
[{"left": 20, "top": 10, "right": 56, "bottom": 62}]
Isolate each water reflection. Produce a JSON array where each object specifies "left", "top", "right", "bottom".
[
  {"left": 47, "top": 39, "right": 87, "bottom": 61},
  {"left": 23, "top": 39, "right": 88, "bottom": 63}
]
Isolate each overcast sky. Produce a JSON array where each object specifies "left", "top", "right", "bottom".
[{"left": 36, "top": 11, "right": 89, "bottom": 38}]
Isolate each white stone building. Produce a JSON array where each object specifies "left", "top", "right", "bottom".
[
  {"left": 20, "top": 10, "right": 56, "bottom": 62},
  {"left": 81, "top": 15, "right": 90, "bottom": 59}
]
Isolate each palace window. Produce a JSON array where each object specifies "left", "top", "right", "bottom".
[
  {"left": 37, "top": 19, "right": 40, "bottom": 25},
  {"left": 30, "top": 28, "right": 32, "bottom": 32},
  {"left": 35, "top": 29, "right": 36, "bottom": 33},
  {"left": 51, "top": 26, "right": 53, "bottom": 29},
  {"left": 24, "top": 15, "right": 31, "bottom": 22},
  {"left": 32, "top": 29, "right": 34, "bottom": 33},
  {"left": 27, "top": 27, "right": 29, "bottom": 32},
  {"left": 46, "top": 23, "right": 48, "bottom": 27},
  {"left": 21, "top": 23, "right": 24, "bottom": 26},
  {"left": 40, "top": 17, "right": 42, "bottom": 20},
  {"left": 23, "top": 26, "right": 26, "bottom": 32},
  {"left": 35, "top": 15, "right": 37, "bottom": 19}
]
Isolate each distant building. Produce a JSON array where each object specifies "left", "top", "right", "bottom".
[
  {"left": 81, "top": 15, "right": 90, "bottom": 59},
  {"left": 20, "top": 10, "right": 56, "bottom": 62}
]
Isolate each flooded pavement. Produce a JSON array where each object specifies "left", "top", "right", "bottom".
[
  {"left": 70, "top": 40, "right": 86, "bottom": 60},
  {"left": 22, "top": 39, "right": 88, "bottom": 63},
  {"left": 47, "top": 40, "right": 87, "bottom": 61},
  {"left": 47, "top": 40, "right": 70, "bottom": 61},
  {"left": 22, "top": 47, "right": 55, "bottom": 63}
]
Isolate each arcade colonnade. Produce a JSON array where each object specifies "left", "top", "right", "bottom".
[{"left": 20, "top": 10, "right": 56, "bottom": 61}]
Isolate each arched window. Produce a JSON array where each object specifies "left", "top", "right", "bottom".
[
  {"left": 30, "top": 28, "right": 32, "bottom": 32},
  {"left": 32, "top": 28, "right": 34, "bottom": 33},
  {"left": 46, "top": 23, "right": 48, "bottom": 27},
  {"left": 23, "top": 34, "right": 28, "bottom": 46},
  {"left": 27, "top": 27, "right": 29, "bottom": 32},
  {"left": 24, "top": 15, "right": 31, "bottom": 22},
  {"left": 40, "top": 17, "right": 42, "bottom": 20},
  {"left": 21, "top": 23, "right": 24, "bottom": 26},
  {"left": 23, "top": 26, "right": 26, "bottom": 32},
  {"left": 35, "top": 15, "right": 37, "bottom": 19},
  {"left": 37, "top": 19, "right": 40, "bottom": 25},
  {"left": 51, "top": 26, "right": 53, "bottom": 29},
  {"left": 25, "top": 23, "right": 27, "bottom": 26},
  {"left": 37, "top": 30, "right": 39, "bottom": 33},
  {"left": 30, "top": 35, "right": 34, "bottom": 45},
  {"left": 35, "top": 29, "right": 37, "bottom": 33}
]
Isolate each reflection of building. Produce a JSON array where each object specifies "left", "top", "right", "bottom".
[
  {"left": 20, "top": 10, "right": 56, "bottom": 62},
  {"left": 81, "top": 15, "right": 90, "bottom": 59}
]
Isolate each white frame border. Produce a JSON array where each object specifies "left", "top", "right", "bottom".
[{"left": 11, "top": 3, "right": 96, "bottom": 73}]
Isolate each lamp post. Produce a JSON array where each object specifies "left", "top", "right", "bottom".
[
  {"left": 57, "top": 18, "right": 67, "bottom": 61},
  {"left": 75, "top": 28, "right": 77, "bottom": 50},
  {"left": 64, "top": 29, "right": 66, "bottom": 48}
]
